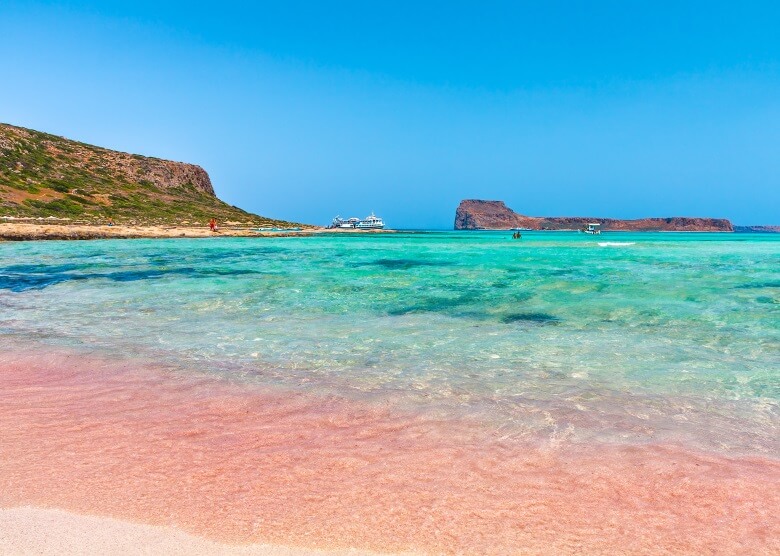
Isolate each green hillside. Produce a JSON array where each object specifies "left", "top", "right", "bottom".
[{"left": 0, "top": 123, "right": 306, "bottom": 227}]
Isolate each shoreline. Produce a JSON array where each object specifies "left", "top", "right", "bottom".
[
  {"left": 2, "top": 222, "right": 770, "bottom": 241},
  {"left": 0, "top": 222, "right": 396, "bottom": 241},
  {"left": 460, "top": 227, "right": 738, "bottom": 232},
  {"left": 2, "top": 343, "right": 778, "bottom": 554}
]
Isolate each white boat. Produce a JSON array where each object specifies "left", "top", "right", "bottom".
[
  {"left": 583, "top": 222, "right": 601, "bottom": 235},
  {"left": 331, "top": 213, "right": 385, "bottom": 230},
  {"left": 330, "top": 216, "right": 360, "bottom": 228},
  {"left": 355, "top": 213, "right": 385, "bottom": 230}
]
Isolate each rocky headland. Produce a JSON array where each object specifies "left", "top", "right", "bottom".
[
  {"left": 0, "top": 122, "right": 310, "bottom": 232},
  {"left": 455, "top": 199, "right": 735, "bottom": 232}
]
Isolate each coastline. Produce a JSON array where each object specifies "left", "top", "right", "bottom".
[
  {"left": 2, "top": 343, "right": 778, "bottom": 555},
  {"left": 1, "top": 222, "right": 756, "bottom": 241},
  {"left": 0, "top": 222, "right": 396, "bottom": 241},
  {"left": 463, "top": 228, "right": 737, "bottom": 232}
]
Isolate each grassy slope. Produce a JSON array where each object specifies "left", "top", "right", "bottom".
[{"left": 0, "top": 123, "right": 307, "bottom": 227}]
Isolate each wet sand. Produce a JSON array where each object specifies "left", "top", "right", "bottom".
[{"left": 1, "top": 346, "right": 778, "bottom": 555}]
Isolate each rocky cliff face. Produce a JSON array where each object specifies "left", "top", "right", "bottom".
[
  {"left": 454, "top": 200, "right": 520, "bottom": 230},
  {"left": 0, "top": 123, "right": 214, "bottom": 196},
  {"left": 454, "top": 200, "right": 734, "bottom": 232}
]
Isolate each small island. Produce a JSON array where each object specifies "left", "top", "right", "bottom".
[{"left": 454, "top": 199, "right": 735, "bottom": 232}]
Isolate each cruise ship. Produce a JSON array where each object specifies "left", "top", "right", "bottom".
[{"left": 331, "top": 213, "right": 385, "bottom": 230}]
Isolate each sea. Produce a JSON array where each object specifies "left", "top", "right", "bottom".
[{"left": 1, "top": 231, "right": 778, "bottom": 553}]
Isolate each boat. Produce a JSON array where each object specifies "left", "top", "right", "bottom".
[
  {"left": 355, "top": 213, "right": 385, "bottom": 230},
  {"left": 331, "top": 213, "right": 385, "bottom": 230},
  {"left": 582, "top": 222, "right": 601, "bottom": 235},
  {"left": 330, "top": 216, "right": 360, "bottom": 229}
]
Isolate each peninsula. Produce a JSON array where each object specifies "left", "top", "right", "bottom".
[
  {"left": 455, "top": 199, "right": 734, "bottom": 232},
  {"left": 0, "top": 123, "right": 312, "bottom": 239}
]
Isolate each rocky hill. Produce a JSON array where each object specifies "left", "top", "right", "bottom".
[
  {"left": 455, "top": 200, "right": 734, "bottom": 232},
  {"left": 0, "top": 123, "right": 304, "bottom": 227}
]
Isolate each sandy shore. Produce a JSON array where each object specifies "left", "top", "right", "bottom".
[
  {"left": 2, "top": 345, "right": 779, "bottom": 555},
  {"left": 0, "top": 507, "right": 402, "bottom": 556},
  {"left": 0, "top": 222, "right": 396, "bottom": 240}
]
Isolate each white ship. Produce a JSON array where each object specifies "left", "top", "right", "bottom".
[
  {"left": 355, "top": 213, "right": 385, "bottom": 230},
  {"left": 331, "top": 213, "right": 385, "bottom": 230},
  {"left": 331, "top": 216, "right": 360, "bottom": 228}
]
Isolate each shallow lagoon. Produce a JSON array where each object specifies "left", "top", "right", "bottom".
[{"left": 1, "top": 231, "right": 778, "bottom": 454}]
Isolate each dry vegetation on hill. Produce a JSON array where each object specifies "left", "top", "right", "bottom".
[{"left": 0, "top": 123, "right": 306, "bottom": 228}]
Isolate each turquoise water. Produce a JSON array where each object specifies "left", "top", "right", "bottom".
[{"left": 1, "top": 232, "right": 778, "bottom": 454}]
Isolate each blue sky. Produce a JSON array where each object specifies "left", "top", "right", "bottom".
[{"left": 2, "top": 1, "right": 779, "bottom": 227}]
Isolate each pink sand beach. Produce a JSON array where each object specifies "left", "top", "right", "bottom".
[{"left": 2, "top": 345, "right": 778, "bottom": 555}]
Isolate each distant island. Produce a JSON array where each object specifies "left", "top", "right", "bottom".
[
  {"left": 0, "top": 123, "right": 307, "bottom": 232},
  {"left": 455, "top": 199, "right": 735, "bottom": 232},
  {"left": 733, "top": 225, "right": 780, "bottom": 233}
]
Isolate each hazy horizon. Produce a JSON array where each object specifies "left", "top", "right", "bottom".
[{"left": 2, "top": 1, "right": 779, "bottom": 227}]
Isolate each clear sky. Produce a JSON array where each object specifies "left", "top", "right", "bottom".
[{"left": 2, "top": 1, "right": 779, "bottom": 227}]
